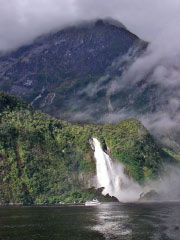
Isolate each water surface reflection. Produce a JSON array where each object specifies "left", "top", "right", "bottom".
[
  {"left": 0, "top": 202, "right": 180, "bottom": 240},
  {"left": 91, "top": 202, "right": 180, "bottom": 240}
]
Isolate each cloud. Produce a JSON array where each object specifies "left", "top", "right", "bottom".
[
  {"left": 0, "top": 0, "right": 180, "bottom": 51},
  {"left": 1, "top": 0, "right": 180, "bottom": 152},
  {"left": 76, "top": 0, "right": 180, "bottom": 41},
  {"left": 74, "top": 1, "right": 180, "bottom": 150},
  {"left": 0, "top": 0, "right": 78, "bottom": 51}
]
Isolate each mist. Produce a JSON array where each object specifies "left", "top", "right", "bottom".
[
  {"left": 104, "top": 22, "right": 180, "bottom": 149},
  {"left": 1, "top": 1, "right": 180, "bottom": 148},
  {"left": 70, "top": 0, "right": 180, "bottom": 151},
  {"left": 93, "top": 137, "right": 180, "bottom": 202},
  {"left": 0, "top": 0, "right": 180, "bottom": 51}
]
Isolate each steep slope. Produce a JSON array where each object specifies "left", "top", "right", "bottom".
[
  {"left": 0, "top": 18, "right": 179, "bottom": 155},
  {"left": 0, "top": 92, "right": 167, "bottom": 204},
  {"left": 0, "top": 19, "right": 147, "bottom": 120}
]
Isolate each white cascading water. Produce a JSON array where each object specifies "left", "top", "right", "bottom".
[
  {"left": 93, "top": 138, "right": 143, "bottom": 202},
  {"left": 93, "top": 138, "right": 180, "bottom": 202}
]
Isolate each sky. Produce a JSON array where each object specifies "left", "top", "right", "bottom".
[{"left": 0, "top": 0, "right": 180, "bottom": 51}]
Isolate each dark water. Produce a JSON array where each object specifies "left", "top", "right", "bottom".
[{"left": 0, "top": 202, "right": 180, "bottom": 240}]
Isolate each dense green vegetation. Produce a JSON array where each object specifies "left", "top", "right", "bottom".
[
  {"left": 102, "top": 120, "right": 163, "bottom": 181},
  {"left": 0, "top": 91, "right": 31, "bottom": 113},
  {"left": 0, "top": 92, "right": 170, "bottom": 204}
]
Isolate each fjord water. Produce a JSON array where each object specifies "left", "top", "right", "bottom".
[
  {"left": 1, "top": 203, "right": 180, "bottom": 240},
  {"left": 1, "top": 140, "right": 180, "bottom": 240}
]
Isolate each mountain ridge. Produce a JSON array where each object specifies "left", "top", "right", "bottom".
[
  {"left": 1, "top": 18, "right": 179, "bottom": 154},
  {"left": 0, "top": 18, "right": 147, "bottom": 121}
]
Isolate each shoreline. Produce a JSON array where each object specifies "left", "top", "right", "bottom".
[
  {"left": 0, "top": 201, "right": 120, "bottom": 207},
  {"left": 0, "top": 202, "right": 85, "bottom": 206}
]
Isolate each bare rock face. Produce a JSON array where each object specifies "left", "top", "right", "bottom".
[
  {"left": 1, "top": 19, "right": 180, "bottom": 154},
  {"left": 0, "top": 19, "right": 147, "bottom": 122}
]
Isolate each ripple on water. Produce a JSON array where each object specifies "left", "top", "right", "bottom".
[{"left": 91, "top": 209, "right": 132, "bottom": 240}]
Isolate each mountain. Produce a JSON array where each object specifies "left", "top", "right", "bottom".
[
  {"left": 0, "top": 92, "right": 168, "bottom": 204},
  {"left": 0, "top": 19, "right": 147, "bottom": 121},
  {"left": 0, "top": 18, "right": 179, "bottom": 153}
]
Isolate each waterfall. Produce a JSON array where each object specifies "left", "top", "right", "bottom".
[
  {"left": 93, "top": 138, "right": 180, "bottom": 202},
  {"left": 93, "top": 138, "right": 143, "bottom": 202}
]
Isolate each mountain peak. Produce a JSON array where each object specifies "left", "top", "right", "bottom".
[
  {"left": 94, "top": 18, "right": 127, "bottom": 29},
  {"left": 70, "top": 18, "right": 127, "bottom": 32},
  {"left": 0, "top": 18, "right": 146, "bottom": 122}
]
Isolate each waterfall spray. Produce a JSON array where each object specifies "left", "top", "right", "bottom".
[
  {"left": 93, "top": 138, "right": 143, "bottom": 202},
  {"left": 93, "top": 138, "right": 180, "bottom": 202}
]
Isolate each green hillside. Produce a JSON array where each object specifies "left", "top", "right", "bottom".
[{"left": 0, "top": 92, "right": 170, "bottom": 204}]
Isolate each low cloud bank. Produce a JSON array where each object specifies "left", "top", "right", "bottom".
[
  {"left": 1, "top": 1, "right": 180, "bottom": 151},
  {"left": 0, "top": 0, "right": 180, "bottom": 51}
]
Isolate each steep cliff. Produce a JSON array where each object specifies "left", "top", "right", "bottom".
[{"left": 0, "top": 19, "right": 147, "bottom": 121}]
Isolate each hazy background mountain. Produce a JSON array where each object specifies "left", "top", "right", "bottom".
[
  {"left": 0, "top": 17, "right": 180, "bottom": 154},
  {"left": 1, "top": 0, "right": 180, "bottom": 204},
  {"left": 0, "top": 19, "right": 147, "bottom": 120},
  {"left": 0, "top": 0, "right": 180, "bottom": 154}
]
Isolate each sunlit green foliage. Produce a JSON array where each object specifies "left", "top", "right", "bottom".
[
  {"left": 0, "top": 92, "right": 167, "bottom": 203},
  {"left": 101, "top": 120, "right": 163, "bottom": 182}
]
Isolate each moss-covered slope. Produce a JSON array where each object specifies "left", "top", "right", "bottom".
[{"left": 0, "top": 93, "right": 168, "bottom": 204}]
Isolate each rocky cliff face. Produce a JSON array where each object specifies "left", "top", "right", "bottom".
[
  {"left": 1, "top": 18, "right": 178, "bottom": 153},
  {"left": 0, "top": 19, "right": 147, "bottom": 121}
]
